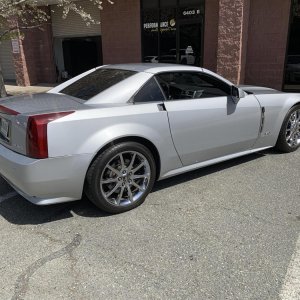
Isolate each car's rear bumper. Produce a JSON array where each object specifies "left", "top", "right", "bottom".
[{"left": 0, "top": 144, "right": 92, "bottom": 205}]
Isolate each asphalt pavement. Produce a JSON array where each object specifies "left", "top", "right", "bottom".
[{"left": 0, "top": 148, "right": 299, "bottom": 300}]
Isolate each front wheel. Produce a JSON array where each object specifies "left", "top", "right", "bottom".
[
  {"left": 85, "top": 142, "right": 156, "bottom": 213},
  {"left": 275, "top": 105, "right": 300, "bottom": 153}
]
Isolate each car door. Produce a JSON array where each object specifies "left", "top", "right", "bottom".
[{"left": 156, "top": 71, "right": 262, "bottom": 166}]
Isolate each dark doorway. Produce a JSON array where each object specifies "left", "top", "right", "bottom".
[
  {"left": 62, "top": 36, "right": 102, "bottom": 78},
  {"left": 284, "top": 0, "right": 300, "bottom": 91}
]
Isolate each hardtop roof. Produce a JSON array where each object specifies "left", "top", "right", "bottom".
[{"left": 103, "top": 63, "right": 203, "bottom": 74}]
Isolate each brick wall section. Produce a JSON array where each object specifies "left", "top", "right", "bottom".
[
  {"left": 12, "top": 7, "right": 56, "bottom": 86},
  {"left": 245, "top": 0, "right": 291, "bottom": 90},
  {"left": 239, "top": 0, "right": 250, "bottom": 83},
  {"left": 216, "top": 0, "right": 250, "bottom": 84},
  {"left": 100, "top": 0, "right": 142, "bottom": 64},
  {"left": 203, "top": 0, "right": 219, "bottom": 72}
]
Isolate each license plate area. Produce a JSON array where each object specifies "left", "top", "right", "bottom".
[{"left": 0, "top": 116, "right": 11, "bottom": 142}]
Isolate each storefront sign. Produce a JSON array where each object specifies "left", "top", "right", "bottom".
[
  {"left": 182, "top": 9, "right": 200, "bottom": 16},
  {"left": 11, "top": 39, "right": 20, "bottom": 54},
  {"left": 144, "top": 19, "right": 176, "bottom": 32}
]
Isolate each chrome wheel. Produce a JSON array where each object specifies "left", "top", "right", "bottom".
[
  {"left": 285, "top": 109, "right": 300, "bottom": 148},
  {"left": 100, "top": 151, "right": 151, "bottom": 207}
]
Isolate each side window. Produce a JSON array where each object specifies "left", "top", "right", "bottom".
[
  {"left": 156, "top": 72, "right": 231, "bottom": 100},
  {"left": 133, "top": 77, "right": 165, "bottom": 103}
]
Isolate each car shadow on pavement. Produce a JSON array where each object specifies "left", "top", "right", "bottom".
[
  {"left": 0, "top": 195, "right": 111, "bottom": 225},
  {"left": 0, "top": 150, "right": 279, "bottom": 225},
  {"left": 153, "top": 151, "right": 269, "bottom": 192}
]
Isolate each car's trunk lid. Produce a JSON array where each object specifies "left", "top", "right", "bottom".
[
  {"left": 0, "top": 93, "right": 83, "bottom": 156},
  {"left": 0, "top": 93, "right": 83, "bottom": 115}
]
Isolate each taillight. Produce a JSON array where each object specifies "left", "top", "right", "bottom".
[
  {"left": 26, "top": 111, "right": 74, "bottom": 159},
  {"left": 0, "top": 105, "right": 18, "bottom": 115}
]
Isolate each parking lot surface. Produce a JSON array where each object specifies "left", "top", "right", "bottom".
[{"left": 0, "top": 149, "right": 299, "bottom": 300}]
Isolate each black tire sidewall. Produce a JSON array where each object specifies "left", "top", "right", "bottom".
[{"left": 86, "top": 142, "right": 156, "bottom": 213}]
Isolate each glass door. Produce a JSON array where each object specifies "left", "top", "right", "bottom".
[
  {"left": 178, "top": 21, "right": 202, "bottom": 65},
  {"left": 141, "top": 0, "right": 204, "bottom": 66}
]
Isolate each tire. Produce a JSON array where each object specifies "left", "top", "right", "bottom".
[
  {"left": 85, "top": 142, "right": 156, "bottom": 213},
  {"left": 275, "top": 105, "right": 300, "bottom": 153}
]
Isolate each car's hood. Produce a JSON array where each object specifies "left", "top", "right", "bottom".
[
  {"left": 238, "top": 85, "right": 284, "bottom": 95},
  {"left": 0, "top": 93, "right": 84, "bottom": 115}
]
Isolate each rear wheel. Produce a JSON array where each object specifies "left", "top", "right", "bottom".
[
  {"left": 275, "top": 105, "right": 300, "bottom": 153},
  {"left": 85, "top": 142, "right": 156, "bottom": 213}
]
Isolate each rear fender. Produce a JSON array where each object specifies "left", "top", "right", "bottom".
[
  {"left": 82, "top": 122, "right": 182, "bottom": 178},
  {"left": 47, "top": 105, "right": 182, "bottom": 178}
]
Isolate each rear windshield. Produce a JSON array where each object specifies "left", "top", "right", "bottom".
[{"left": 60, "top": 68, "right": 137, "bottom": 100}]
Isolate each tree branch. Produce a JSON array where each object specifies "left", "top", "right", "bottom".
[{"left": 0, "top": 22, "right": 51, "bottom": 40}]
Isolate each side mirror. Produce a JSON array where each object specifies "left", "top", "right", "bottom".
[{"left": 231, "top": 86, "right": 246, "bottom": 104}]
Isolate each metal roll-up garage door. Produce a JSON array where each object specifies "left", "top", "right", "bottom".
[{"left": 0, "top": 39, "right": 16, "bottom": 81}]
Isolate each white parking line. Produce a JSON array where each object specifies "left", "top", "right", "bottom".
[
  {"left": 280, "top": 235, "right": 300, "bottom": 300},
  {"left": 0, "top": 191, "right": 18, "bottom": 203}
]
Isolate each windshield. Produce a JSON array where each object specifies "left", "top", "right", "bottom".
[{"left": 60, "top": 68, "right": 137, "bottom": 101}]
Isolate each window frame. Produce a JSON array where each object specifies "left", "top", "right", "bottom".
[
  {"left": 155, "top": 71, "right": 233, "bottom": 101},
  {"left": 130, "top": 76, "right": 167, "bottom": 104},
  {"left": 60, "top": 68, "right": 137, "bottom": 101}
]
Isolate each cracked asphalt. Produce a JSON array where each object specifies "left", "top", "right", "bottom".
[{"left": 0, "top": 148, "right": 299, "bottom": 300}]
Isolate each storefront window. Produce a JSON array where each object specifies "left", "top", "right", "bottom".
[
  {"left": 160, "top": 8, "right": 177, "bottom": 61},
  {"left": 161, "top": 0, "right": 177, "bottom": 7},
  {"left": 284, "top": 0, "right": 300, "bottom": 91},
  {"left": 141, "top": 0, "right": 204, "bottom": 66},
  {"left": 143, "top": 0, "right": 159, "bottom": 9},
  {"left": 142, "top": 8, "right": 159, "bottom": 60}
]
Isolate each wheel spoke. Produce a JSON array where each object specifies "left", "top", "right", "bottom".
[
  {"left": 128, "top": 153, "right": 137, "bottom": 171},
  {"left": 132, "top": 181, "right": 145, "bottom": 191},
  {"left": 287, "top": 132, "right": 295, "bottom": 144},
  {"left": 116, "top": 186, "right": 125, "bottom": 205},
  {"left": 132, "top": 174, "right": 150, "bottom": 180},
  {"left": 127, "top": 185, "right": 133, "bottom": 202},
  {"left": 286, "top": 133, "right": 293, "bottom": 142},
  {"left": 291, "top": 133, "right": 298, "bottom": 146},
  {"left": 132, "top": 162, "right": 145, "bottom": 174},
  {"left": 107, "top": 165, "right": 121, "bottom": 176},
  {"left": 102, "top": 178, "right": 118, "bottom": 184},
  {"left": 106, "top": 182, "right": 121, "bottom": 198},
  {"left": 119, "top": 153, "right": 126, "bottom": 169}
]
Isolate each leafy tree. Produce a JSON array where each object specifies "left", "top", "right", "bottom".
[{"left": 0, "top": 0, "right": 113, "bottom": 97}]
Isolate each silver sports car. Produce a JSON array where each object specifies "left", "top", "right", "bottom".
[{"left": 0, "top": 64, "right": 299, "bottom": 213}]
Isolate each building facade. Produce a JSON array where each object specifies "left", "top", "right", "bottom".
[{"left": 0, "top": 0, "right": 299, "bottom": 91}]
